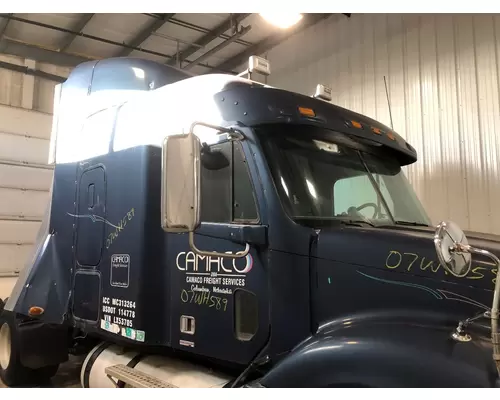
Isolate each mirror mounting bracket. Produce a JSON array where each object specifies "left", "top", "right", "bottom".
[
  {"left": 434, "top": 220, "right": 500, "bottom": 376},
  {"left": 189, "top": 231, "right": 250, "bottom": 259},
  {"left": 186, "top": 121, "right": 249, "bottom": 259},
  {"left": 162, "top": 122, "right": 250, "bottom": 260},
  {"left": 190, "top": 121, "right": 245, "bottom": 141},
  {"left": 451, "top": 324, "right": 472, "bottom": 342}
]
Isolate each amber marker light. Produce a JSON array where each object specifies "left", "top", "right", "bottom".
[
  {"left": 28, "top": 306, "right": 44, "bottom": 316},
  {"left": 298, "top": 107, "right": 316, "bottom": 118}
]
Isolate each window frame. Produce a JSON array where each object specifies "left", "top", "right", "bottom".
[{"left": 200, "top": 139, "right": 260, "bottom": 226}]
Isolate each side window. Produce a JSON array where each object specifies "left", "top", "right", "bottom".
[
  {"left": 200, "top": 141, "right": 259, "bottom": 223},
  {"left": 200, "top": 141, "right": 232, "bottom": 223},
  {"left": 333, "top": 174, "right": 394, "bottom": 219}
]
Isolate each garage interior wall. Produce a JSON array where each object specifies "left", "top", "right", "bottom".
[
  {"left": 0, "top": 54, "right": 70, "bottom": 299},
  {"left": 266, "top": 13, "right": 500, "bottom": 235},
  {"left": 2, "top": 13, "right": 500, "bottom": 298}
]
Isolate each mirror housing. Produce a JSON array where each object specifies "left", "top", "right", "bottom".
[
  {"left": 161, "top": 132, "right": 201, "bottom": 233},
  {"left": 434, "top": 220, "right": 472, "bottom": 278}
]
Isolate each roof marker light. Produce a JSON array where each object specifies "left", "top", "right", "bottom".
[
  {"left": 248, "top": 56, "right": 271, "bottom": 76},
  {"left": 351, "top": 120, "right": 363, "bottom": 129},
  {"left": 371, "top": 127, "right": 382, "bottom": 135},
  {"left": 313, "top": 84, "right": 332, "bottom": 101},
  {"left": 237, "top": 55, "right": 271, "bottom": 80},
  {"left": 387, "top": 132, "right": 396, "bottom": 140}
]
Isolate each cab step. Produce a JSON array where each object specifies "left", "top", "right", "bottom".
[{"left": 105, "top": 364, "right": 177, "bottom": 388}]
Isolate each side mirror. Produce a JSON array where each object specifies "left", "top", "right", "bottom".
[
  {"left": 161, "top": 132, "right": 201, "bottom": 232},
  {"left": 161, "top": 122, "right": 250, "bottom": 259},
  {"left": 434, "top": 220, "right": 472, "bottom": 277},
  {"left": 434, "top": 221, "right": 500, "bottom": 371}
]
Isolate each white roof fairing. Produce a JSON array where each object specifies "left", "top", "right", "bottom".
[{"left": 54, "top": 73, "right": 268, "bottom": 164}]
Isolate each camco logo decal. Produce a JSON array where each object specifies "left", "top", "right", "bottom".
[{"left": 176, "top": 251, "right": 253, "bottom": 275}]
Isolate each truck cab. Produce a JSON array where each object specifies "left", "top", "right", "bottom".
[{"left": 1, "top": 56, "right": 500, "bottom": 388}]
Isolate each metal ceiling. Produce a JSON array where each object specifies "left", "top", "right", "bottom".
[
  {"left": 0, "top": 13, "right": 338, "bottom": 82},
  {"left": 166, "top": 13, "right": 251, "bottom": 68},
  {"left": 58, "top": 13, "right": 94, "bottom": 51},
  {"left": 215, "top": 13, "right": 332, "bottom": 72},
  {"left": 118, "top": 13, "right": 176, "bottom": 57}
]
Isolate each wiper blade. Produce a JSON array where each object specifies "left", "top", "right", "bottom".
[
  {"left": 340, "top": 219, "right": 375, "bottom": 228},
  {"left": 394, "top": 220, "right": 429, "bottom": 227}
]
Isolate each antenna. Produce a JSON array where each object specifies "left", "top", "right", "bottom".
[{"left": 383, "top": 75, "right": 394, "bottom": 130}]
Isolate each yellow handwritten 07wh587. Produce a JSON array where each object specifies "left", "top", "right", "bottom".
[
  {"left": 385, "top": 250, "right": 497, "bottom": 285},
  {"left": 180, "top": 289, "right": 228, "bottom": 312}
]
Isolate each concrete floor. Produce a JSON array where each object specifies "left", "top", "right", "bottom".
[{"left": 0, "top": 355, "right": 84, "bottom": 388}]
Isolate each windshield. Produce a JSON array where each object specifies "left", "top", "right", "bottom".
[{"left": 256, "top": 125, "right": 431, "bottom": 228}]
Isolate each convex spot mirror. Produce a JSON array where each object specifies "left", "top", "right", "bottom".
[
  {"left": 161, "top": 132, "right": 201, "bottom": 233},
  {"left": 434, "top": 220, "right": 472, "bottom": 278}
]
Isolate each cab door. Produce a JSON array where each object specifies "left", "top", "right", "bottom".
[
  {"left": 168, "top": 139, "right": 269, "bottom": 365},
  {"left": 72, "top": 164, "right": 106, "bottom": 323}
]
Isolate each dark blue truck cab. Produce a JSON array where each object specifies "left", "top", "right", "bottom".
[{"left": 1, "top": 56, "right": 500, "bottom": 388}]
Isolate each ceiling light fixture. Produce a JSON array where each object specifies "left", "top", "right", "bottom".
[{"left": 260, "top": 13, "right": 303, "bottom": 29}]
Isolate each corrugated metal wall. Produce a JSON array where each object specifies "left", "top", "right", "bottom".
[
  {"left": 0, "top": 54, "right": 69, "bottom": 113},
  {"left": 0, "top": 54, "right": 68, "bottom": 297},
  {"left": 266, "top": 13, "right": 500, "bottom": 235}
]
